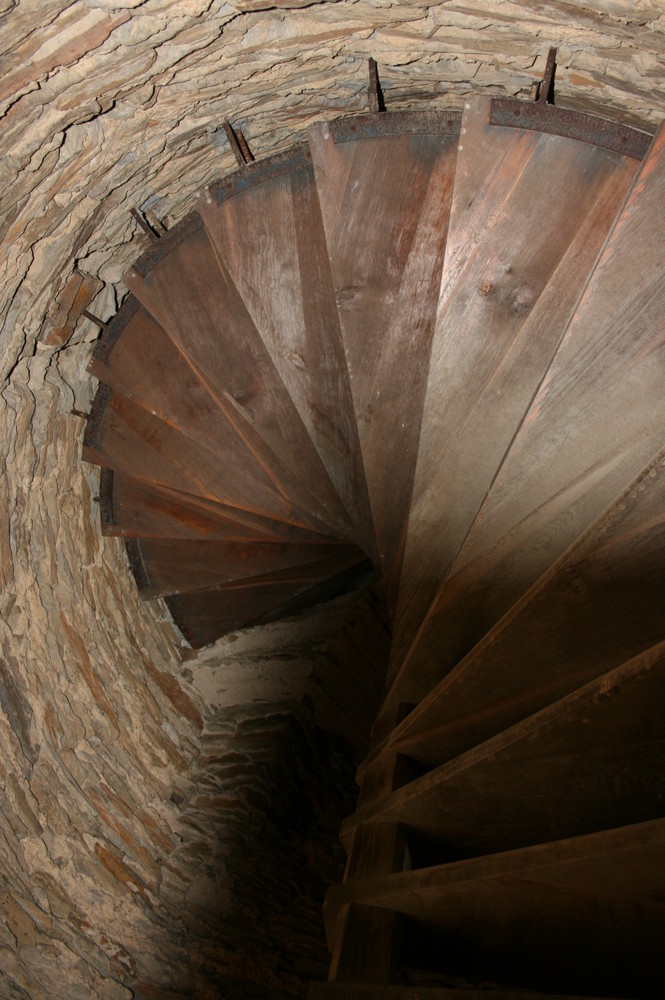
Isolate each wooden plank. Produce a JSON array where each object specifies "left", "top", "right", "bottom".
[
  {"left": 393, "top": 121, "right": 665, "bottom": 698},
  {"left": 166, "top": 551, "right": 372, "bottom": 647},
  {"left": 102, "top": 471, "right": 341, "bottom": 545},
  {"left": 383, "top": 444, "right": 665, "bottom": 763},
  {"left": 344, "top": 641, "right": 665, "bottom": 859},
  {"left": 330, "top": 824, "right": 665, "bottom": 998},
  {"left": 133, "top": 537, "right": 359, "bottom": 598},
  {"left": 199, "top": 154, "right": 375, "bottom": 560},
  {"left": 309, "top": 987, "right": 619, "bottom": 1000},
  {"left": 123, "top": 219, "right": 353, "bottom": 539},
  {"left": 390, "top": 96, "right": 642, "bottom": 672},
  {"left": 309, "top": 116, "right": 459, "bottom": 614},
  {"left": 83, "top": 388, "right": 327, "bottom": 533}
]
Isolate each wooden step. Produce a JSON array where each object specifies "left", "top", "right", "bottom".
[
  {"left": 379, "top": 443, "right": 665, "bottom": 760},
  {"left": 82, "top": 385, "right": 329, "bottom": 534},
  {"left": 390, "top": 95, "right": 645, "bottom": 672},
  {"left": 166, "top": 551, "right": 372, "bottom": 647},
  {"left": 325, "top": 819, "right": 665, "bottom": 999},
  {"left": 129, "top": 536, "right": 361, "bottom": 599},
  {"left": 123, "top": 213, "right": 354, "bottom": 538},
  {"left": 198, "top": 146, "right": 375, "bottom": 560},
  {"left": 344, "top": 641, "right": 665, "bottom": 860},
  {"left": 100, "top": 470, "right": 342, "bottom": 545},
  {"left": 309, "top": 111, "right": 460, "bottom": 614},
  {"left": 391, "top": 120, "right": 665, "bottom": 698}
]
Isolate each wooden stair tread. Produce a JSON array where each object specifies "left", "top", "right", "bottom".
[
  {"left": 390, "top": 95, "right": 642, "bottom": 672},
  {"left": 101, "top": 470, "right": 341, "bottom": 545},
  {"left": 199, "top": 148, "right": 374, "bottom": 560},
  {"left": 380, "top": 445, "right": 665, "bottom": 763},
  {"left": 123, "top": 216, "right": 354, "bottom": 538},
  {"left": 166, "top": 551, "right": 372, "bottom": 647},
  {"left": 131, "top": 536, "right": 361, "bottom": 599},
  {"left": 344, "top": 640, "right": 665, "bottom": 857},
  {"left": 83, "top": 386, "right": 329, "bottom": 534},
  {"left": 309, "top": 113, "right": 459, "bottom": 614},
  {"left": 393, "top": 121, "right": 665, "bottom": 700}
]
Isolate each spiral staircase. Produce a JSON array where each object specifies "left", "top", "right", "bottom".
[{"left": 83, "top": 57, "right": 665, "bottom": 998}]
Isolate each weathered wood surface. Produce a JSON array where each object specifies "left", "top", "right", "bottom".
[
  {"left": 309, "top": 988, "right": 619, "bottom": 1000},
  {"left": 391, "top": 121, "right": 665, "bottom": 701},
  {"left": 345, "top": 641, "right": 665, "bottom": 858},
  {"left": 390, "top": 96, "right": 642, "bottom": 674},
  {"left": 134, "top": 537, "right": 359, "bottom": 599},
  {"left": 309, "top": 117, "right": 459, "bottom": 614},
  {"left": 102, "top": 471, "right": 341, "bottom": 545},
  {"left": 124, "top": 221, "right": 353, "bottom": 538},
  {"left": 326, "top": 821, "right": 665, "bottom": 999},
  {"left": 83, "top": 388, "right": 326, "bottom": 532},
  {"left": 199, "top": 155, "right": 374, "bottom": 559},
  {"left": 166, "top": 550, "right": 371, "bottom": 647},
  {"left": 380, "top": 445, "right": 665, "bottom": 764}
]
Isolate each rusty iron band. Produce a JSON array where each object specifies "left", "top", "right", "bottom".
[
  {"left": 330, "top": 110, "right": 462, "bottom": 143},
  {"left": 83, "top": 382, "right": 113, "bottom": 451},
  {"left": 133, "top": 211, "right": 203, "bottom": 278},
  {"left": 91, "top": 294, "right": 141, "bottom": 365},
  {"left": 99, "top": 467, "right": 115, "bottom": 532},
  {"left": 124, "top": 537, "right": 151, "bottom": 592},
  {"left": 208, "top": 143, "right": 312, "bottom": 204},
  {"left": 489, "top": 99, "right": 652, "bottom": 160}
]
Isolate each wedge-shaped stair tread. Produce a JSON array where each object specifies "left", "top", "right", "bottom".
[
  {"left": 309, "top": 112, "right": 460, "bottom": 612},
  {"left": 199, "top": 147, "right": 374, "bottom": 559},
  {"left": 396, "top": 121, "right": 665, "bottom": 692},
  {"left": 83, "top": 386, "right": 328, "bottom": 534},
  {"left": 167, "top": 550, "right": 372, "bottom": 647},
  {"left": 390, "top": 96, "right": 644, "bottom": 670},
  {"left": 344, "top": 640, "right": 665, "bottom": 859},
  {"left": 327, "top": 819, "right": 665, "bottom": 999},
  {"left": 101, "top": 470, "right": 341, "bottom": 544},
  {"left": 131, "top": 536, "right": 361, "bottom": 599},
  {"left": 88, "top": 297, "right": 345, "bottom": 532},
  {"left": 381, "top": 444, "right": 665, "bottom": 758},
  {"left": 124, "top": 214, "right": 352, "bottom": 538}
]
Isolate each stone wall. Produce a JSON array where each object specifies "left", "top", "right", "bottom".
[{"left": 1, "top": 2, "right": 664, "bottom": 997}]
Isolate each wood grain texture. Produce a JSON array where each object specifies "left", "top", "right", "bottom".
[
  {"left": 134, "top": 537, "right": 359, "bottom": 598},
  {"left": 344, "top": 641, "right": 665, "bottom": 860},
  {"left": 199, "top": 157, "right": 374, "bottom": 559},
  {"left": 124, "top": 223, "right": 353, "bottom": 538},
  {"left": 326, "top": 821, "right": 665, "bottom": 998},
  {"left": 166, "top": 550, "right": 371, "bottom": 647},
  {"left": 390, "top": 96, "right": 641, "bottom": 674},
  {"left": 310, "top": 120, "right": 459, "bottom": 614},
  {"left": 83, "top": 388, "right": 324, "bottom": 532},
  {"left": 392, "top": 121, "right": 665, "bottom": 700},
  {"left": 382, "top": 445, "right": 665, "bottom": 761},
  {"left": 103, "top": 471, "right": 341, "bottom": 545}
]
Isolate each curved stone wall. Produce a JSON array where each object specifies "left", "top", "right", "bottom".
[{"left": 1, "top": 3, "right": 664, "bottom": 997}]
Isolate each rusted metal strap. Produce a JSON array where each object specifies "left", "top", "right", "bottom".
[
  {"left": 132, "top": 210, "right": 204, "bottom": 277},
  {"left": 538, "top": 46, "right": 557, "bottom": 104},
  {"left": 130, "top": 207, "right": 160, "bottom": 242},
  {"left": 90, "top": 294, "right": 141, "bottom": 365},
  {"left": 82, "top": 309, "right": 109, "bottom": 330},
  {"left": 207, "top": 143, "right": 312, "bottom": 204},
  {"left": 368, "top": 57, "right": 385, "bottom": 113},
  {"left": 330, "top": 110, "right": 462, "bottom": 144},
  {"left": 82, "top": 382, "right": 112, "bottom": 450},
  {"left": 489, "top": 99, "right": 652, "bottom": 160},
  {"left": 124, "top": 537, "right": 151, "bottom": 593},
  {"left": 223, "top": 120, "right": 254, "bottom": 168},
  {"left": 98, "top": 467, "right": 115, "bottom": 533}
]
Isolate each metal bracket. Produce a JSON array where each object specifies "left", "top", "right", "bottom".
[
  {"left": 130, "top": 207, "right": 161, "bottom": 242},
  {"left": 82, "top": 310, "right": 109, "bottom": 330},
  {"left": 368, "top": 58, "right": 385, "bottom": 113},
  {"left": 223, "top": 121, "right": 255, "bottom": 168},
  {"left": 537, "top": 47, "right": 557, "bottom": 105}
]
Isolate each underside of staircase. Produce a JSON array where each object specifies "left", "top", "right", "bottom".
[{"left": 83, "top": 56, "right": 665, "bottom": 998}]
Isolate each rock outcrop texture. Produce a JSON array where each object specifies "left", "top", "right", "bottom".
[{"left": 1, "top": 2, "right": 665, "bottom": 997}]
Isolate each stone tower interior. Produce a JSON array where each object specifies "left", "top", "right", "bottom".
[{"left": 2, "top": 3, "right": 665, "bottom": 999}]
